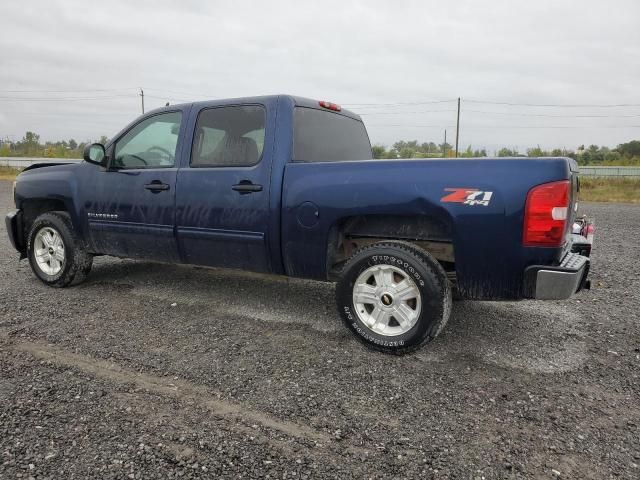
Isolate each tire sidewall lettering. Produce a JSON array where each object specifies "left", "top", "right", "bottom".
[
  {"left": 351, "top": 321, "right": 405, "bottom": 347},
  {"left": 368, "top": 254, "right": 424, "bottom": 287}
]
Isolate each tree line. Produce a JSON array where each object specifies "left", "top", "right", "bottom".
[
  {"left": 373, "top": 140, "right": 640, "bottom": 166},
  {"left": 2, "top": 132, "right": 640, "bottom": 166},
  {"left": 0, "top": 132, "right": 109, "bottom": 159}
]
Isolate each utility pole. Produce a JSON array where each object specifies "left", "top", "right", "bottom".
[
  {"left": 455, "top": 97, "right": 460, "bottom": 158},
  {"left": 443, "top": 129, "right": 447, "bottom": 157},
  {"left": 140, "top": 88, "right": 145, "bottom": 114}
]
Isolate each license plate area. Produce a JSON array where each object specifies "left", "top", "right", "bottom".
[{"left": 571, "top": 215, "right": 594, "bottom": 257}]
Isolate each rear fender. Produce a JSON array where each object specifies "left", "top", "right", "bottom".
[{"left": 327, "top": 214, "right": 455, "bottom": 279}]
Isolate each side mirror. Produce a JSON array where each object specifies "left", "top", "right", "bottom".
[{"left": 83, "top": 143, "right": 106, "bottom": 166}]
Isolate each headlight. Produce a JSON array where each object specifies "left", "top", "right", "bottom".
[{"left": 12, "top": 181, "right": 17, "bottom": 208}]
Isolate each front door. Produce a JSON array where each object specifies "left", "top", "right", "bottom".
[
  {"left": 175, "top": 104, "right": 272, "bottom": 272},
  {"left": 86, "top": 111, "right": 184, "bottom": 262}
]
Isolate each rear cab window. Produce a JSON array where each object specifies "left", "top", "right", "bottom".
[{"left": 293, "top": 107, "right": 372, "bottom": 162}]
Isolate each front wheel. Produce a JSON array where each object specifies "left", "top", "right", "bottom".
[
  {"left": 27, "top": 211, "right": 93, "bottom": 287},
  {"left": 336, "top": 241, "right": 451, "bottom": 354}
]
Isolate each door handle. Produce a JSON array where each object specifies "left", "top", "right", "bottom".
[
  {"left": 232, "top": 180, "right": 263, "bottom": 194},
  {"left": 144, "top": 181, "right": 170, "bottom": 192}
]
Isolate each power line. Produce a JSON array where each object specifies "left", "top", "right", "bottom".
[
  {"left": 463, "top": 109, "right": 640, "bottom": 118},
  {"left": 359, "top": 109, "right": 640, "bottom": 118},
  {"left": 367, "top": 124, "right": 456, "bottom": 128},
  {"left": 145, "top": 94, "right": 190, "bottom": 103},
  {"left": 465, "top": 125, "right": 640, "bottom": 129},
  {"left": 0, "top": 94, "right": 135, "bottom": 101},
  {"left": 343, "top": 99, "right": 458, "bottom": 108},
  {"left": 145, "top": 88, "right": 210, "bottom": 99},
  {"left": 367, "top": 124, "right": 640, "bottom": 129},
  {"left": 0, "top": 87, "right": 137, "bottom": 93},
  {"left": 359, "top": 109, "right": 457, "bottom": 116},
  {"left": 465, "top": 99, "right": 640, "bottom": 108}
]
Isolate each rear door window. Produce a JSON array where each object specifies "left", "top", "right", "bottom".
[
  {"left": 191, "top": 105, "right": 266, "bottom": 167},
  {"left": 293, "top": 107, "right": 372, "bottom": 162}
]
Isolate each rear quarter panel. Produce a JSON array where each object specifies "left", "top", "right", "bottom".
[{"left": 281, "top": 157, "right": 573, "bottom": 299}]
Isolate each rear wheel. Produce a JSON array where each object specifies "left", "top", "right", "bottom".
[
  {"left": 336, "top": 241, "right": 451, "bottom": 354},
  {"left": 27, "top": 212, "right": 93, "bottom": 287}
]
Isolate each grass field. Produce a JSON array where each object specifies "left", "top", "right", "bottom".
[
  {"left": 0, "top": 166, "right": 20, "bottom": 181},
  {"left": 1, "top": 165, "right": 638, "bottom": 203},
  {"left": 579, "top": 177, "right": 640, "bottom": 203}
]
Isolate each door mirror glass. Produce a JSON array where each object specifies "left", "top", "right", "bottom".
[{"left": 83, "top": 143, "right": 106, "bottom": 165}]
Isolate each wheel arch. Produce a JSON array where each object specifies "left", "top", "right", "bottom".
[
  {"left": 21, "top": 198, "right": 74, "bottom": 239},
  {"left": 326, "top": 214, "right": 455, "bottom": 281}
]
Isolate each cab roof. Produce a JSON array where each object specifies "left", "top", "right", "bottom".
[{"left": 152, "top": 94, "right": 361, "bottom": 121}]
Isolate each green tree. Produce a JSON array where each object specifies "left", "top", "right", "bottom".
[
  {"left": 616, "top": 140, "right": 640, "bottom": 158},
  {"left": 371, "top": 145, "right": 386, "bottom": 159},
  {"left": 527, "top": 146, "right": 545, "bottom": 157},
  {"left": 399, "top": 147, "right": 415, "bottom": 159},
  {"left": 23, "top": 131, "right": 40, "bottom": 145},
  {"left": 473, "top": 148, "right": 487, "bottom": 157},
  {"left": 498, "top": 147, "right": 518, "bottom": 157}
]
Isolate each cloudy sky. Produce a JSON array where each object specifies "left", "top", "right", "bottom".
[{"left": 1, "top": 0, "right": 639, "bottom": 152}]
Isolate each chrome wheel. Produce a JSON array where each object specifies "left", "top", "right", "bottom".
[
  {"left": 34, "top": 226, "right": 65, "bottom": 276},
  {"left": 352, "top": 264, "right": 422, "bottom": 336}
]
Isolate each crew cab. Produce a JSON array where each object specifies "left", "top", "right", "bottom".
[{"left": 5, "top": 95, "right": 593, "bottom": 353}]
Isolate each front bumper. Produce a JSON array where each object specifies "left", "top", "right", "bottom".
[{"left": 5, "top": 209, "right": 25, "bottom": 254}]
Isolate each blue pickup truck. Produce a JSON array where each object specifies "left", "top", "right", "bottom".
[{"left": 5, "top": 95, "right": 593, "bottom": 353}]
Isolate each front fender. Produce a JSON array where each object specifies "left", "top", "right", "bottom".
[{"left": 15, "top": 162, "right": 89, "bottom": 239}]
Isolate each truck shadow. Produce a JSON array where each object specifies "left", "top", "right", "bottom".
[{"left": 87, "top": 258, "right": 587, "bottom": 373}]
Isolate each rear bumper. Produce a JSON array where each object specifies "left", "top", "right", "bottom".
[
  {"left": 5, "top": 209, "right": 25, "bottom": 254},
  {"left": 524, "top": 252, "right": 590, "bottom": 300}
]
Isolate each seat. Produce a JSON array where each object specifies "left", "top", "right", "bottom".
[{"left": 208, "top": 135, "right": 259, "bottom": 166}]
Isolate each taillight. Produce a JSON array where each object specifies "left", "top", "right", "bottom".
[
  {"left": 318, "top": 100, "right": 341, "bottom": 111},
  {"left": 523, "top": 180, "right": 570, "bottom": 247}
]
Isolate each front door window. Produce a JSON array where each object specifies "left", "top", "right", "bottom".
[{"left": 113, "top": 112, "right": 182, "bottom": 169}]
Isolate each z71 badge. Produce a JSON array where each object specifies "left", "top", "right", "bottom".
[{"left": 441, "top": 188, "right": 493, "bottom": 206}]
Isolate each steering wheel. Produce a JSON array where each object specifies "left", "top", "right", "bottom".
[
  {"left": 146, "top": 146, "right": 174, "bottom": 163},
  {"left": 129, "top": 154, "right": 148, "bottom": 165},
  {"left": 115, "top": 153, "right": 147, "bottom": 167}
]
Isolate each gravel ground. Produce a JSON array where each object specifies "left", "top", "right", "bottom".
[{"left": 0, "top": 179, "right": 638, "bottom": 479}]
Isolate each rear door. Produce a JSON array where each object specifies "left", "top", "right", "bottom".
[
  {"left": 175, "top": 103, "right": 273, "bottom": 272},
  {"left": 86, "top": 110, "right": 184, "bottom": 261}
]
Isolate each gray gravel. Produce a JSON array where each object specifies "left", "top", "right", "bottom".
[{"left": 0, "top": 179, "right": 638, "bottom": 479}]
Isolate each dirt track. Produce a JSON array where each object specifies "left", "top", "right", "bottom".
[{"left": 1, "top": 179, "right": 638, "bottom": 478}]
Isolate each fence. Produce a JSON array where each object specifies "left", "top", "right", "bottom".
[
  {"left": 579, "top": 166, "right": 640, "bottom": 178},
  {"left": 0, "top": 157, "right": 82, "bottom": 168}
]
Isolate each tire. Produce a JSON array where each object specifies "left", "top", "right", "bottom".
[
  {"left": 26, "top": 211, "right": 93, "bottom": 288},
  {"left": 336, "top": 240, "right": 451, "bottom": 354}
]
